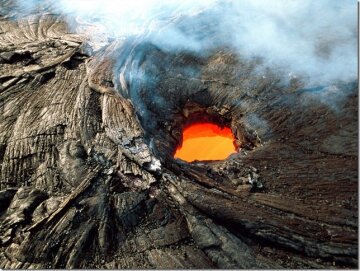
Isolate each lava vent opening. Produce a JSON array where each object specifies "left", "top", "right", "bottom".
[{"left": 174, "top": 122, "right": 237, "bottom": 162}]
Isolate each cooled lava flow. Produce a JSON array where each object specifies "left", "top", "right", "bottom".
[{"left": 174, "top": 122, "right": 237, "bottom": 162}]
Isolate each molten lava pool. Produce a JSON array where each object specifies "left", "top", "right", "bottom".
[{"left": 174, "top": 122, "right": 236, "bottom": 162}]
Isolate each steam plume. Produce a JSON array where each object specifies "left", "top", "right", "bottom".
[{"left": 15, "top": 0, "right": 357, "bottom": 86}]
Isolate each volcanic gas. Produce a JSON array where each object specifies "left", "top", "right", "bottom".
[{"left": 174, "top": 122, "right": 237, "bottom": 162}]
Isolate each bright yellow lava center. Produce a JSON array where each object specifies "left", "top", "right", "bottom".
[{"left": 174, "top": 122, "right": 236, "bottom": 162}]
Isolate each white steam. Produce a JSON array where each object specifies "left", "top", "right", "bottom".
[
  {"left": 16, "top": 0, "right": 357, "bottom": 86},
  {"left": 223, "top": 1, "right": 357, "bottom": 86}
]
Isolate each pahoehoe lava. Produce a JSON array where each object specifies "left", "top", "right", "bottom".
[{"left": 0, "top": 0, "right": 357, "bottom": 269}]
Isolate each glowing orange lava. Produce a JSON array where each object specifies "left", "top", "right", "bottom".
[{"left": 174, "top": 122, "right": 237, "bottom": 162}]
